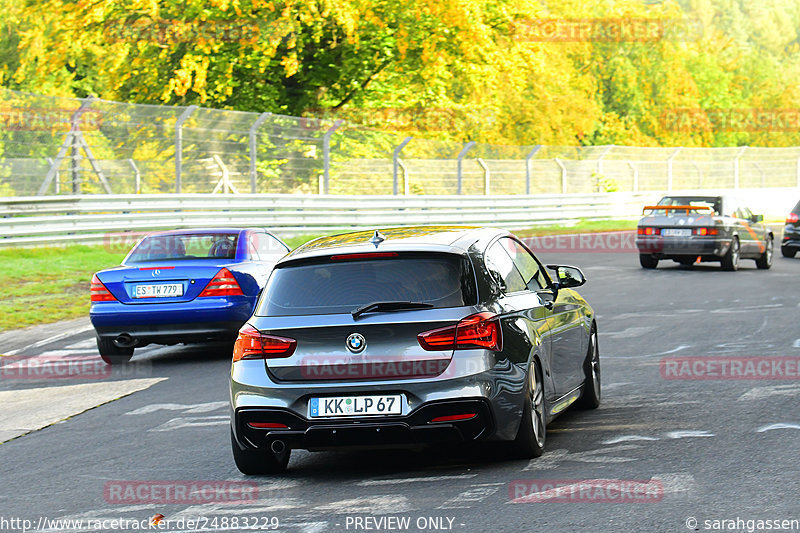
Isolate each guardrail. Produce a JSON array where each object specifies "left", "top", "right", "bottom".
[
  {"left": 3, "top": 187, "right": 794, "bottom": 247},
  {"left": 0, "top": 192, "right": 660, "bottom": 247}
]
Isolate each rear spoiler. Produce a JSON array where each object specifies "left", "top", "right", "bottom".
[{"left": 642, "top": 205, "right": 715, "bottom": 215}]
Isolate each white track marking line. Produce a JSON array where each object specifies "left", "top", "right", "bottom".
[{"left": 358, "top": 474, "right": 477, "bottom": 486}]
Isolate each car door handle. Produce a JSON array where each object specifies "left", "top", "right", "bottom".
[{"left": 544, "top": 300, "right": 554, "bottom": 310}]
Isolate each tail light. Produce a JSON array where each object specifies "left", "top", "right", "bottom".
[
  {"left": 637, "top": 227, "right": 659, "bottom": 236},
  {"left": 418, "top": 312, "right": 502, "bottom": 352},
  {"left": 90, "top": 274, "right": 116, "bottom": 302},
  {"left": 199, "top": 268, "right": 244, "bottom": 297},
  {"left": 786, "top": 213, "right": 799, "bottom": 223},
  {"left": 233, "top": 324, "right": 296, "bottom": 362},
  {"left": 247, "top": 422, "right": 289, "bottom": 429},
  {"left": 693, "top": 228, "right": 718, "bottom": 236}
]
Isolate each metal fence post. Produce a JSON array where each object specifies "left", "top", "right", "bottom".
[
  {"left": 797, "top": 155, "right": 800, "bottom": 188},
  {"left": 175, "top": 105, "right": 198, "bottom": 193},
  {"left": 477, "top": 158, "right": 491, "bottom": 195},
  {"left": 596, "top": 145, "right": 614, "bottom": 178},
  {"left": 627, "top": 161, "right": 639, "bottom": 192},
  {"left": 393, "top": 137, "right": 413, "bottom": 195},
  {"left": 249, "top": 112, "right": 271, "bottom": 193},
  {"left": 733, "top": 146, "right": 747, "bottom": 188},
  {"left": 525, "top": 145, "right": 542, "bottom": 195},
  {"left": 667, "top": 147, "right": 681, "bottom": 191},
  {"left": 128, "top": 159, "right": 140, "bottom": 194},
  {"left": 457, "top": 141, "right": 476, "bottom": 194},
  {"left": 322, "top": 120, "right": 344, "bottom": 194},
  {"left": 555, "top": 158, "right": 567, "bottom": 194}
]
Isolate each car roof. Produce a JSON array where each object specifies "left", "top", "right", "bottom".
[
  {"left": 143, "top": 228, "right": 248, "bottom": 237},
  {"left": 281, "top": 225, "right": 506, "bottom": 264}
]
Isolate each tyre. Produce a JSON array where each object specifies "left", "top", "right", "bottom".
[
  {"left": 231, "top": 429, "right": 290, "bottom": 475},
  {"left": 577, "top": 325, "right": 601, "bottom": 409},
  {"left": 781, "top": 246, "right": 796, "bottom": 258},
  {"left": 639, "top": 254, "right": 658, "bottom": 269},
  {"left": 512, "top": 359, "right": 546, "bottom": 458},
  {"left": 97, "top": 336, "right": 133, "bottom": 365},
  {"left": 756, "top": 236, "right": 773, "bottom": 270},
  {"left": 721, "top": 237, "right": 740, "bottom": 271}
]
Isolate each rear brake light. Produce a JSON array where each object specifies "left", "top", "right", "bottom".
[
  {"left": 418, "top": 312, "right": 502, "bottom": 352},
  {"left": 693, "top": 228, "right": 718, "bottom": 236},
  {"left": 199, "top": 267, "right": 244, "bottom": 297},
  {"left": 330, "top": 252, "right": 399, "bottom": 261},
  {"left": 233, "top": 324, "right": 296, "bottom": 362},
  {"left": 430, "top": 413, "right": 477, "bottom": 423},
  {"left": 90, "top": 274, "right": 116, "bottom": 302},
  {"left": 637, "top": 227, "right": 659, "bottom": 236},
  {"left": 787, "top": 213, "right": 799, "bottom": 223},
  {"left": 247, "top": 422, "right": 289, "bottom": 429}
]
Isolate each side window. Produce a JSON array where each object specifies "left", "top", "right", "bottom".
[
  {"left": 740, "top": 207, "right": 753, "bottom": 221},
  {"left": 485, "top": 241, "right": 526, "bottom": 294},
  {"left": 255, "top": 232, "right": 289, "bottom": 262},
  {"left": 500, "top": 237, "right": 546, "bottom": 291}
]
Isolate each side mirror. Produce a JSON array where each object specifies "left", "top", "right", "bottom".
[
  {"left": 752, "top": 214, "right": 763, "bottom": 223},
  {"left": 546, "top": 264, "right": 587, "bottom": 289}
]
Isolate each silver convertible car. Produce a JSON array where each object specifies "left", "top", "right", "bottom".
[{"left": 229, "top": 226, "right": 600, "bottom": 473}]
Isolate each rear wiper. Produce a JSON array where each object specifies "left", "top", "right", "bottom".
[{"left": 351, "top": 301, "right": 434, "bottom": 319}]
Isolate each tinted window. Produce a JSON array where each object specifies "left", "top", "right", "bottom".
[
  {"left": 657, "top": 196, "right": 721, "bottom": 215},
  {"left": 485, "top": 241, "right": 526, "bottom": 294},
  {"left": 258, "top": 253, "right": 476, "bottom": 316},
  {"left": 500, "top": 238, "right": 546, "bottom": 290},
  {"left": 127, "top": 232, "right": 239, "bottom": 262}
]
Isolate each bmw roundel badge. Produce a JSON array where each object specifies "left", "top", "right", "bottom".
[{"left": 346, "top": 333, "right": 366, "bottom": 354}]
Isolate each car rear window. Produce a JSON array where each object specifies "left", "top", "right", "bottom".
[
  {"left": 127, "top": 232, "right": 240, "bottom": 262},
  {"left": 257, "top": 253, "right": 477, "bottom": 316}
]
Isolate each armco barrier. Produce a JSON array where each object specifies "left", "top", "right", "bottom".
[{"left": 0, "top": 187, "right": 794, "bottom": 247}]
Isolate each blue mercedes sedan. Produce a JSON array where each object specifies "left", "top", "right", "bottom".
[{"left": 90, "top": 228, "right": 290, "bottom": 364}]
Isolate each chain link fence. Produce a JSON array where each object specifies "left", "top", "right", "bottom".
[{"left": 2, "top": 88, "right": 799, "bottom": 197}]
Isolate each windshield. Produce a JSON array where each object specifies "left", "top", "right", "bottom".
[
  {"left": 257, "top": 253, "right": 477, "bottom": 317},
  {"left": 126, "top": 232, "right": 240, "bottom": 263}
]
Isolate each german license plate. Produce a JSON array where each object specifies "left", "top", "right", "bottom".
[
  {"left": 134, "top": 283, "right": 184, "bottom": 298},
  {"left": 309, "top": 395, "right": 403, "bottom": 418},
  {"left": 662, "top": 228, "right": 691, "bottom": 237}
]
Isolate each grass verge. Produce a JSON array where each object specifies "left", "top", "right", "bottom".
[{"left": 0, "top": 221, "right": 637, "bottom": 333}]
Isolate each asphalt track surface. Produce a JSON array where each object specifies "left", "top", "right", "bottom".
[{"left": 2, "top": 249, "right": 800, "bottom": 533}]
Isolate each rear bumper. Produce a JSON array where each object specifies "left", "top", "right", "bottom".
[
  {"left": 230, "top": 357, "right": 528, "bottom": 451},
  {"left": 636, "top": 236, "right": 730, "bottom": 257},
  {"left": 234, "top": 399, "right": 494, "bottom": 451},
  {"left": 90, "top": 297, "right": 253, "bottom": 346}
]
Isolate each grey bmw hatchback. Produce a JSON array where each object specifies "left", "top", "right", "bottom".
[{"left": 230, "top": 226, "right": 600, "bottom": 474}]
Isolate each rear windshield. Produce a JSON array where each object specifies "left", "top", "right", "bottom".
[
  {"left": 127, "top": 232, "right": 240, "bottom": 262},
  {"left": 656, "top": 196, "right": 720, "bottom": 214},
  {"left": 257, "top": 253, "right": 477, "bottom": 316}
]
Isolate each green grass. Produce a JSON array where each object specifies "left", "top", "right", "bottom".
[
  {"left": 0, "top": 221, "right": 638, "bottom": 333},
  {"left": 0, "top": 245, "right": 127, "bottom": 332}
]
